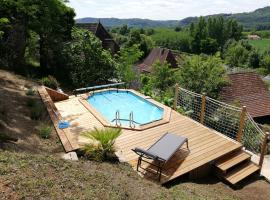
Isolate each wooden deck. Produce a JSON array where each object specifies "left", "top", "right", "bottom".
[{"left": 43, "top": 90, "right": 242, "bottom": 184}]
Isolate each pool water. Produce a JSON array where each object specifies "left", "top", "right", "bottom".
[{"left": 87, "top": 90, "right": 163, "bottom": 126}]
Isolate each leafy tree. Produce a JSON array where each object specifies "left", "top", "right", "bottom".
[
  {"left": 0, "top": 0, "right": 75, "bottom": 73},
  {"left": 119, "top": 24, "right": 129, "bottom": 35},
  {"left": 248, "top": 50, "right": 261, "bottom": 68},
  {"left": 189, "top": 16, "right": 243, "bottom": 55},
  {"left": 225, "top": 42, "right": 249, "bottom": 68},
  {"left": 63, "top": 28, "right": 116, "bottom": 87},
  {"left": 261, "top": 55, "right": 270, "bottom": 72},
  {"left": 115, "top": 44, "right": 143, "bottom": 85},
  {"left": 126, "top": 29, "right": 154, "bottom": 58},
  {"left": 150, "top": 61, "right": 176, "bottom": 97},
  {"left": 178, "top": 55, "right": 227, "bottom": 98}
]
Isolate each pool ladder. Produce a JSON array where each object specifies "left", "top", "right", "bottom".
[
  {"left": 115, "top": 110, "right": 121, "bottom": 127},
  {"left": 114, "top": 110, "right": 136, "bottom": 129},
  {"left": 129, "top": 112, "right": 136, "bottom": 129}
]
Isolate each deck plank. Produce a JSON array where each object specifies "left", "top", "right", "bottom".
[{"left": 50, "top": 93, "right": 242, "bottom": 184}]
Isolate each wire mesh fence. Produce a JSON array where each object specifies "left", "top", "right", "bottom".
[
  {"left": 204, "top": 97, "right": 242, "bottom": 140},
  {"left": 177, "top": 88, "right": 202, "bottom": 122},
  {"left": 176, "top": 87, "right": 268, "bottom": 156},
  {"left": 242, "top": 113, "right": 265, "bottom": 154}
]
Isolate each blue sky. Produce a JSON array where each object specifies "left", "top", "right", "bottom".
[{"left": 68, "top": 0, "right": 270, "bottom": 20}]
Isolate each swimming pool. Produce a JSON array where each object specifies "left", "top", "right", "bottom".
[{"left": 87, "top": 90, "right": 164, "bottom": 127}]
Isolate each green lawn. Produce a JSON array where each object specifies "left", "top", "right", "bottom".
[{"left": 248, "top": 39, "right": 270, "bottom": 52}]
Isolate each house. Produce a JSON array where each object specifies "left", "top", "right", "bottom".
[
  {"left": 137, "top": 48, "right": 178, "bottom": 73},
  {"left": 220, "top": 72, "right": 270, "bottom": 121},
  {"left": 76, "top": 22, "right": 119, "bottom": 54},
  {"left": 247, "top": 34, "right": 261, "bottom": 40}
]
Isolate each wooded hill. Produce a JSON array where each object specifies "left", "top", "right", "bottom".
[{"left": 77, "top": 6, "right": 270, "bottom": 30}]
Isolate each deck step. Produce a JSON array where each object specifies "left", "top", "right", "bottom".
[
  {"left": 224, "top": 161, "right": 260, "bottom": 185},
  {"left": 215, "top": 150, "right": 251, "bottom": 172}
]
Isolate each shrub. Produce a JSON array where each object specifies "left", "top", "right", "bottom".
[
  {"left": 81, "top": 128, "right": 122, "bottom": 161},
  {"left": 30, "top": 103, "right": 43, "bottom": 120},
  {"left": 25, "top": 88, "right": 36, "bottom": 96},
  {"left": 40, "top": 75, "right": 59, "bottom": 89},
  {"left": 37, "top": 123, "right": 52, "bottom": 139},
  {"left": 26, "top": 98, "right": 36, "bottom": 107}
]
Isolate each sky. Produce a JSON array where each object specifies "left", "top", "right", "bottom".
[{"left": 67, "top": 0, "right": 270, "bottom": 20}]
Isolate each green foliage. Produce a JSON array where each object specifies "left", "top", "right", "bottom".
[
  {"left": 26, "top": 88, "right": 36, "bottom": 96},
  {"left": 26, "top": 98, "right": 36, "bottom": 107},
  {"left": 37, "top": 123, "right": 52, "bottom": 139},
  {"left": 0, "top": 0, "right": 75, "bottom": 72},
  {"left": 255, "top": 67, "right": 269, "bottom": 76},
  {"left": 178, "top": 55, "right": 227, "bottom": 98},
  {"left": 190, "top": 17, "right": 243, "bottom": 54},
  {"left": 30, "top": 103, "right": 43, "bottom": 120},
  {"left": 0, "top": 132, "right": 17, "bottom": 143},
  {"left": 249, "top": 39, "right": 270, "bottom": 53},
  {"left": 63, "top": 28, "right": 116, "bottom": 87},
  {"left": 40, "top": 75, "right": 59, "bottom": 89},
  {"left": 115, "top": 44, "right": 143, "bottom": 84},
  {"left": 151, "top": 61, "right": 177, "bottom": 97},
  {"left": 225, "top": 42, "right": 249, "bottom": 68},
  {"left": 151, "top": 28, "right": 192, "bottom": 52},
  {"left": 248, "top": 50, "right": 261, "bottom": 68},
  {"left": 81, "top": 128, "right": 122, "bottom": 161},
  {"left": 261, "top": 55, "right": 270, "bottom": 71}
]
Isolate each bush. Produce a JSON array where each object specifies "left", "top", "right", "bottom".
[
  {"left": 81, "top": 128, "right": 122, "bottom": 161},
  {"left": 40, "top": 75, "right": 59, "bottom": 89},
  {"left": 37, "top": 123, "right": 52, "bottom": 139},
  {"left": 26, "top": 98, "right": 36, "bottom": 107},
  {"left": 25, "top": 88, "right": 36, "bottom": 96},
  {"left": 30, "top": 103, "right": 43, "bottom": 120}
]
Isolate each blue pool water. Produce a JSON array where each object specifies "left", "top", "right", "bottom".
[{"left": 87, "top": 90, "right": 163, "bottom": 126}]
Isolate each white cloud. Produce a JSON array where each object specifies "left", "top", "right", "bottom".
[{"left": 67, "top": 0, "right": 270, "bottom": 20}]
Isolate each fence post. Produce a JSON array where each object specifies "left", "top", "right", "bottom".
[
  {"left": 236, "top": 106, "right": 247, "bottom": 142},
  {"left": 259, "top": 132, "right": 269, "bottom": 168},
  {"left": 173, "top": 84, "right": 179, "bottom": 111},
  {"left": 200, "top": 93, "right": 206, "bottom": 125}
]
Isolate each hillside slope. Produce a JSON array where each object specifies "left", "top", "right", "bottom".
[
  {"left": 76, "top": 6, "right": 270, "bottom": 30},
  {"left": 1, "top": 70, "right": 270, "bottom": 200}
]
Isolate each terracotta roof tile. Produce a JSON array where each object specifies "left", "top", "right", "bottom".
[
  {"left": 220, "top": 72, "right": 270, "bottom": 118},
  {"left": 137, "top": 48, "right": 177, "bottom": 73}
]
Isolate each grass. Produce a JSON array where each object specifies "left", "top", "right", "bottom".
[
  {"left": 37, "top": 123, "right": 52, "bottom": 139},
  {"left": 248, "top": 39, "right": 270, "bottom": 52}
]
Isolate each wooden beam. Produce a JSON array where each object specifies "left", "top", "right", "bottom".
[
  {"left": 236, "top": 106, "right": 247, "bottom": 142},
  {"left": 173, "top": 84, "right": 179, "bottom": 110},
  {"left": 259, "top": 132, "right": 269, "bottom": 168},
  {"left": 200, "top": 94, "right": 206, "bottom": 125}
]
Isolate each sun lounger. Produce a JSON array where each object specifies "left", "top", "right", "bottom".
[{"left": 132, "top": 132, "right": 189, "bottom": 181}]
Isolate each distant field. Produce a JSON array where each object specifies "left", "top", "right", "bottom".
[{"left": 249, "top": 39, "right": 270, "bottom": 52}]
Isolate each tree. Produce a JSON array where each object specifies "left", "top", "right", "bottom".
[
  {"left": 248, "top": 50, "right": 261, "bottom": 68},
  {"left": 0, "top": 0, "right": 75, "bottom": 73},
  {"left": 126, "top": 29, "right": 154, "bottom": 58},
  {"left": 225, "top": 42, "right": 249, "bottom": 68},
  {"left": 151, "top": 61, "right": 176, "bottom": 98},
  {"left": 115, "top": 44, "right": 143, "bottom": 85},
  {"left": 189, "top": 16, "right": 243, "bottom": 55},
  {"left": 119, "top": 24, "right": 129, "bottom": 35},
  {"left": 178, "top": 55, "right": 227, "bottom": 98},
  {"left": 63, "top": 28, "right": 116, "bottom": 87},
  {"left": 261, "top": 55, "right": 270, "bottom": 72}
]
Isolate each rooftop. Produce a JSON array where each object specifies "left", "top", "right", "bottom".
[{"left": 220, "top": 72, "right": 270, "bottom": 118}]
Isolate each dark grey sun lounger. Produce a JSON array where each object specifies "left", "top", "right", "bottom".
[{"left": 132, "top": 132, "right": 189, "bottom": 181}]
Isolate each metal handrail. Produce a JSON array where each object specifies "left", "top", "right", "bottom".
[
  {"left": 129, "top": 112, "right": 136, "bottom": 129},
  {"left": 73, "top": 82, "right": 126, "bottom": 96},
  {"left": 115, "top": 110, "right": 121, "bottom": 127}
]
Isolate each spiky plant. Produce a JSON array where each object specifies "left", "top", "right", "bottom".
[{"left": 81, "top": 127, "right": 122, "bottom": 161}]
